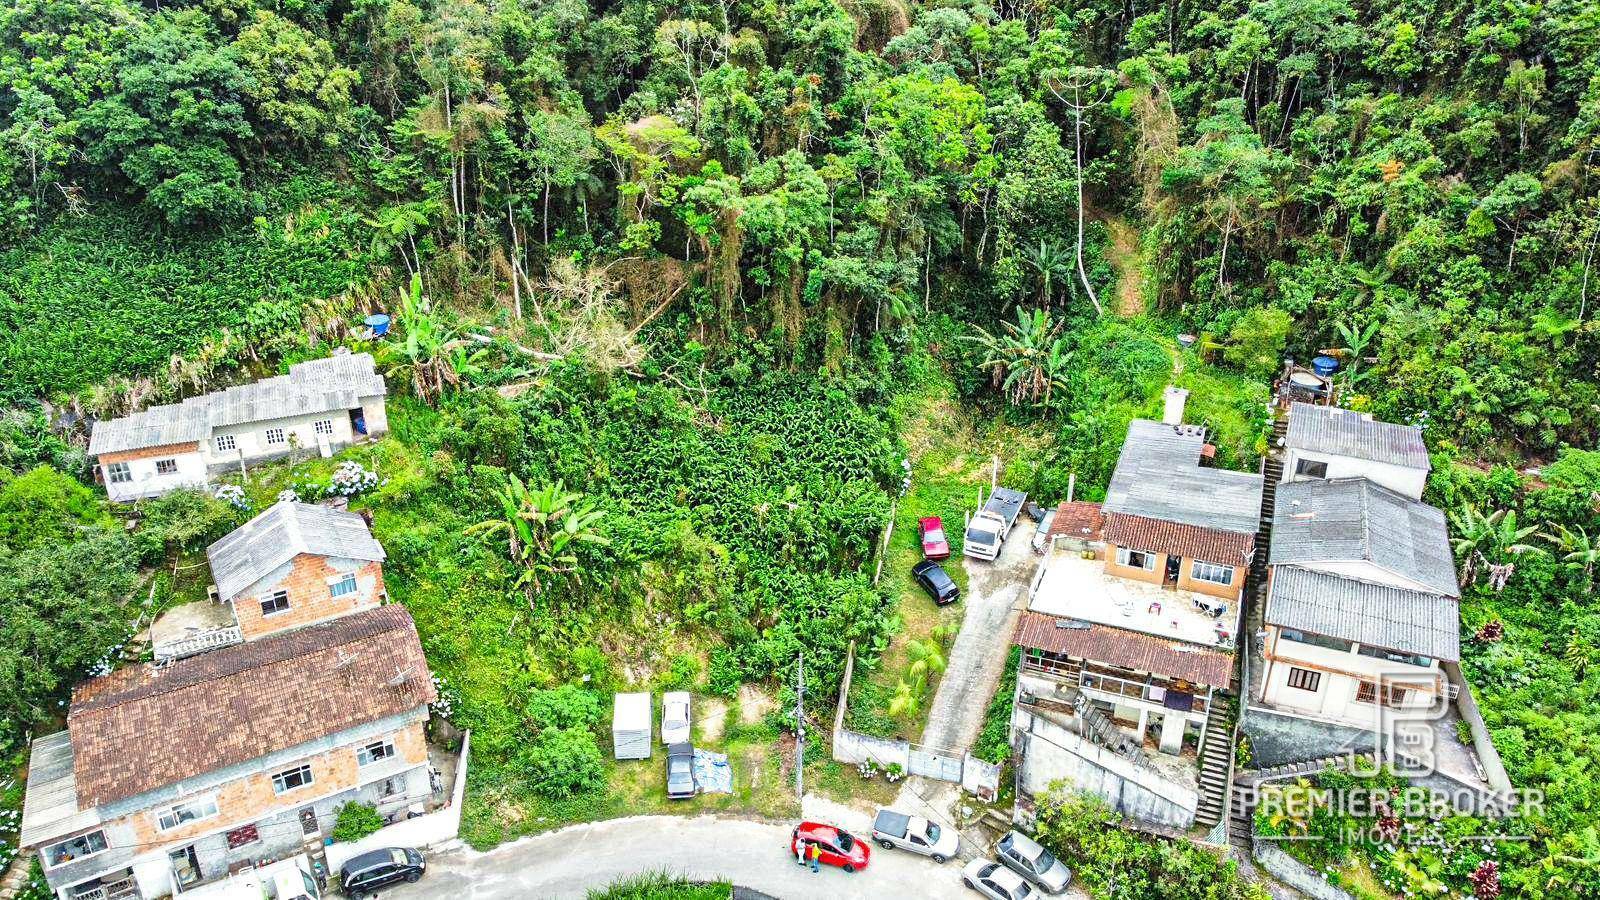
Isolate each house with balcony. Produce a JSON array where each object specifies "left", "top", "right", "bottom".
[
  {"left": 1010, "top": 389, "right": 1263, "bottom": 831},
  {"left": 19, "top": 605, "right": 435, "bottom": 900},
  {"left": 88, "top": 351, "right": 388, "bottom": 502}
]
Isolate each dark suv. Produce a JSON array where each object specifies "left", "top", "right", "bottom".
[{"left": 340, "top": 847, "right": 425, "bottom": 898}]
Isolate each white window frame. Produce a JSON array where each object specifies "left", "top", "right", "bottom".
[
  {"left": 155, "top": 796, "right": 219, "bottom": 832},
  {"left": 43, "top": 830, "right": 109, "bottom": 869},
  {"left": 1116, "top": 547, "right": 1157, "bottom": 571},
  {"left": 329, "top": 573, "right": 358, "bottom": 599},
  {"left": 106, "top": 462, "right": 131, "bottom": 484},
  {"left": 215, "top": 434, "right": 237, "bottom": 453},
  {"left": 1190, "top": 560, "right": 1234, "bottom": 585},
  {"left": 313, "top": 419, "right": 335, "bottom": 437},
  {"left": 260, "top": 589, "right": 290, "bottom": 617},
  {"left": 272, "top": 763, "right": 315, "bottom": 795},
  {"left": 357, "top": 739, "right": 396, "bottom": 767},
  {"left": 264, "top": 427, "right": 287, "bottom": 446},
  {"left": 1286, "top": 667, "right": 1321, "bottom": 693}
]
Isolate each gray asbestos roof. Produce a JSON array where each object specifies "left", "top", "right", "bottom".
[
  {"left": 89, "top": 352, "right": 386, "bottom": 456},
  {"left": 1267, "top": 566, "right": 1460, "bottom": 661},
  {"left": 1286, "top": 403, "right": 1430, "bottom": 470},
  {"left": 207, "top": 501, "right": 385, "bottom": 600},
  {"left": 19, "top": 731, "right": 98, "bottom": 847},
  {"left": 1270, "top": 478, "right": 1459, "bottom": 598},
  {"left": 1103, "top": 419, "right": 1264, "bottom": 535}
]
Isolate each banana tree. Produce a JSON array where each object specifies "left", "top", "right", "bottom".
[
  {"left": 966, "top": 307, "right": 1072, "bottom": 407},
  {"left": 468, "top": 474, "right": 610, "bottom": 606},
  {"left": 1450, "top": 506, "right": 1542, "bottom": 591},
  {"left": 1543, "top": 523, "right": 1600, "bottom": 592}
]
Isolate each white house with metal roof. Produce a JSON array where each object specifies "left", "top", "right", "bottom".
[
  {"left": 1258, "top": 477, "right": 1460, "bottom": 725},
  {"left": 1282, "top": 401, "right": 1430, "bottom": 499},
  {"left": 88, "top": 351, "right": 388, "bottom": 502}
]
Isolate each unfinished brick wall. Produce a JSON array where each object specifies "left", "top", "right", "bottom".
[
  {"left": 118, "top": 719, "right": 428, "bottom": 849},
  {"left": 96, "top": 441, "right": 202, "bottom": 465},
  {"left": 231, "top": 555, "right": 386, "bottom": 642}
]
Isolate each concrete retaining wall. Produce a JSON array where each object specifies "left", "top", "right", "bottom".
[
  {"left": 1443, "top": 662, "right": 1513, "bottom": 795},
  {"left": 1240, "top": 706, "right": 1377, "bottom": 769},
  {"left": 1252, "top": 841, "right": 1355, "bottom": 900},
  {"left": 325, "top": 732, "right": 470, "bottom": 875},
  {"left": 1017, "top": 710, "right": 1196, "bottom": 830}
]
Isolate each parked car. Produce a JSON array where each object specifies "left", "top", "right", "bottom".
[
  {"left": 665, "top": 741, "right": 696, "bottom": 799},
  {"left": 962, "top": 859, "right": 1035, "bottom": 900},
  {"left": 871, "top": 807, "right": 959, "bottom": 863},
  {"left": 339, "top": 848, "right": 425, "bottom": 900},
  {"left": 995, "top": 830, "right": 1073, "bottom": 893},
  {"left": 919, "top": 516, "right": 952, "bottom": 559},
  {"left": 912, "top": 559, "right": 960, "bottom": 605},
  {"left": 661, "top": 691, "right": 692, "bottom": 745},
  {"left": 790, "top": 821, "right": 871, "bottom": 873}
]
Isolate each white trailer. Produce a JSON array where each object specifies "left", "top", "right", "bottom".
[{"left": 613, "top": 692, "right": 652, "bottom": 759}]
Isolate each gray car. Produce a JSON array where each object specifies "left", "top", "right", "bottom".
[
  {"left": 665, "top": 742, "right": 696, "bottom": 799},
  {"left": 995, "top": 831, "right": 1072, "bottom": 894}
]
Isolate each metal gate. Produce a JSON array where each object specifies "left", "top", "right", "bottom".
[{"left": 908, "top": 746, "right": 963, "bottom": 781}]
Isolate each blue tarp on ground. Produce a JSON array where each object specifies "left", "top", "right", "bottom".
[{"left": 693, "top": 749, "right": 733, "bottom": 794}]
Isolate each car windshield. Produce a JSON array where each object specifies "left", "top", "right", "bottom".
[
  {"left": 1033, "top": 847, "right": 1058, "bottom": 871},
  {"left": 390, "top": 850, "right": 410, "bottom": 867},
  {"left": 924, "top": 528, "right": 945, "bottom": 543},
  {"left": 925, "top": 823, "right": 941, "bottom": 842},
  {"left": 836, "top": 831, "right": 854, "bottom": 851}
]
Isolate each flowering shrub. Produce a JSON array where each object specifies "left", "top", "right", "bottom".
[
  {"left": 214, "top": 484, "right": 250, "bottom": 511},
  {"left": 430, "top": 672, "right": 459, "bottom": 721},
  {"left": 331, "top": 460, "right": 381, "bottom": 496},
  {"left": 276, "top": 488, "right": 301, "bottom": 504}
]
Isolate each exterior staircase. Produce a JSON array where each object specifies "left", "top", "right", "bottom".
[
  {"left": 1228, "top": 781, "right": 1254, "bottom": 853},
  {"left": 1062, "top": 687, "right": 1153, "bottom": 771},
  {"left": 1250, "top": 416, "right": 1288, "bottom": 601},
  {"left": 1194, "top": 700, "right": 1235, "bottom": 827}
]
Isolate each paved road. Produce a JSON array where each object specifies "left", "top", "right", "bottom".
[
  {"left": 376, "top": 815, "right": 977, "bottom": 900},
  {"left": 915, "top": 518, "right": 1035, "bottom": 754}
]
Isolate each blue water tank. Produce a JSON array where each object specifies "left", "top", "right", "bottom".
[
  {"left": 364, "top": 313, "right": 392, "bottom": 337},
  {"left": 1312, "top": 355, "right": 1340, "bottom": 377}
]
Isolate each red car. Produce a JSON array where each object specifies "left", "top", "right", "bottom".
[
  {"left": 919, "top": 516, "right": 951, "bottom": 559},
  {"left": 791, "top": 821, "right": 872, "bottom": 873}
]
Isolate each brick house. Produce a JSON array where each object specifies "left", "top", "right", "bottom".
[
  {"left": 1010, "top": 388, "right": 1264, "bottom": 831},
  {"left": 19, "top": 606, "right": 434, "bottom": 900},
  {"left": 88, "top": 351, "right": 388, "bottom": 503}
]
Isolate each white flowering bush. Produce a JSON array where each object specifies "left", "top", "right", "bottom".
[
  {"left": 214, "top": 484, "right": 250, "bottom": 510},
  {"left": 276, "top": 488, "right": 301, "bottom": 504},
  {"left": 429, "top": 672, "right": 459, "bottom": 721}
]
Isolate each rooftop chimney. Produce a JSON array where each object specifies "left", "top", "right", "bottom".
[{"left": 1162, "top": 386, "right": 1189, "bottom": 426}]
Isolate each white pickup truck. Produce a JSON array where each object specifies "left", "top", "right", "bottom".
[
  {"left": 871, "top": 808, "right": 960, "bottom": 863},
  {"left": 177, "top": 854, "right": 322, "bottom": 900},
  {"left": 963, "top": 487, "right": 1028, "bottom": 561}
]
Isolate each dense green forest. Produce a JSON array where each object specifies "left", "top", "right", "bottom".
[{"left": 2, "top": 0, "right": 1600, "bottom": 896}]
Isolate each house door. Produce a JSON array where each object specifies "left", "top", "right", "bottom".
[
  {"left": 299, "top": 806, "right": 320, "bottom": 836},
  {"left": 169, "top": 845, "right": 201, "bottom": 888},
  {"left": 1164, "top": 555, "right": 1181, "bottom": 585}
]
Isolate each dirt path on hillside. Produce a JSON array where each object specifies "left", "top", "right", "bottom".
[{"left": 1102, "top": 216, "right": 1146, "bottom": 317}]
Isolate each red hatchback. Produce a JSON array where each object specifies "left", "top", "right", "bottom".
[
  {"left": 919, "top": 516, "right": 952, "bottom": 559},
  {"left": 791, "top": 821, "right": 872, "bottom": 873}
]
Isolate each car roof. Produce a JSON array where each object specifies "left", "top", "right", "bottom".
[
  {"left": 990, "top": 867, "right": 1029, "bottom": 892},
  {"left": 1003, "top": 830, "right": 1046, "bottom": 860},
  {"left": 797, "top": 821, "right": 842, "bottom": 838},
  {"left": 346, "top": 848, "right": 407, "bottom": 871},
  {"left": 667, "top": 741, "right": 693, "bottom": 757},
  {"left": 920, "top": 516, "right": 943, "bottom": 528},
  {"left": 912, "top": 559, "right": 939, "bottom": 573}
]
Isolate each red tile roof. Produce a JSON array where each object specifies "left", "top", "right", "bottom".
[
  {"left": 1048, "top": 501, "right": 1105, "bottom": 541},
  {"left": 70, "top": 605, "right": 433, "bottom": 806},
  {"left": 1102, "top": 512, "right": 1255, "bottom": 565},
  {"left": 1014, "top": 611, "right": 1233, "bottom": 688}
]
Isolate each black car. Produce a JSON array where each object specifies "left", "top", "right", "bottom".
[
  {"left": 666, "top": 741, "right": 696, "bottom": 799},
  {"left": 912, "top": 559, "right": 960, "bottom": 605},
  {"left": 340, "top": 847, "right": 425, "bottom": 899}
]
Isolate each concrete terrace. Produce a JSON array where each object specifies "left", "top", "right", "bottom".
[{"left": 1030, "top": 548, "right": 1238, "bottom": 650}]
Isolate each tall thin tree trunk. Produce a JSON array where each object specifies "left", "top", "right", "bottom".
[
  {"left": 507, "top": 200, "right": 523, "bottom": 320},
  {"left": 1072, "top": 86, "right": 1105, "bottom": 316}
]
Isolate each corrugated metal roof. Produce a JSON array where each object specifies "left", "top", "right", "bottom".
[
  {"left": 1266, "top": 566, "right": 1460, "bottom": 662},
  {"left": 1014, "top": 611, "right": 1233, "bottom": 688},
  {"left": 18, "top": 731, "right": 101, "bottom": 848},
  {"left": 1286, "top": 403, "right": 1430, "bottom": 469},
  {"left": 1270, "top": 478, "right": 1459, "bottom": 598},
  {"left": 1103, "top": 420, "right": 1262, "bottom": 536},
  {"left": 207, "top": 501, "right": 386, "bottom": 600},
  {"left": 89, "top": 353, "right": 386, "bottom": 456}
]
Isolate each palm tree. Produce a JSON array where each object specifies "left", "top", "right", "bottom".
[
  {"left": 966, "top": 308, "right": 1072, "bottom": 407},
  {"left": 1020, "top": 239, "right": 1073, "bottom": 307},
  {"left": 888, "top": 638, "right": 949, "bottom": 720},
  {"left": 1542, "top": 524, "right": 1600, "bottom": 593},
  {"left": 467, "top": 474, "right": 610, "bottom": 605},
  {"left": 1450, "top": 506, "right": 1542, "bottom": 591}
]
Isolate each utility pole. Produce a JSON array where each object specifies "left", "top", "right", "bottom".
[{"left": 794, "top": 652, "right": 805, "bottom": 800}]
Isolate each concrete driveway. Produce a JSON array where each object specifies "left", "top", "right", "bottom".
[{"left": 373, "top": 815, "right": 977, "bottom": 899}]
